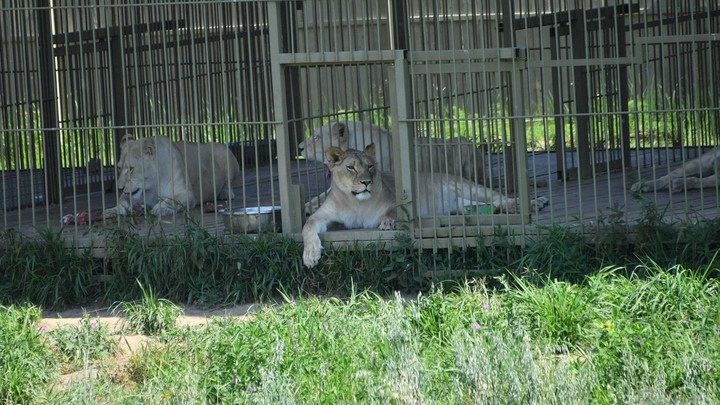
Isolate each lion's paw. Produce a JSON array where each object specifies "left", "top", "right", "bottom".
[
  {"left": 151, "top": 200, "right": 186, "bottom": 217},
  {"left": 378, "top": 217, "right": 396, "bottom": 230},
  {"left": 303, "top": 236, "right": 323, "bottom": 268},
  {"left": 304, "top": 200, "right": 320, "bottom": 216},
  {"left": 531, "top": 196, "right": 549, "bottom": 211},
  {"left": 102, "top": 208, "right": 119, "bottom": 219},
  {"left": 630, "top": 181, "right": 649, "bottom": 193},
  {"left": 670, "top": 177, "right": 696, "bottom": 193},
  {"left": 494, "top": 198, "right": 520, "bottom": 214},
  {"left": 103, "top": 202, "right": 130, "bottom": 218}
]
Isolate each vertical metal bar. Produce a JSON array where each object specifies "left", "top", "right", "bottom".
[
  {"left": 268, "top": 1, "right": 302, "bottom": 234},
  {"left": 391, "top": 52, "right": 415, "bottom": 226},
  {"left": 570, "top": 11, "right": 591, "bottom": 180},
  {"left": 281, "top": 3, "right": 303, "bottom": 157},
  {"left": 499, "top": 0, "right": 517, "bottom": 190},
  {"left": 512, "top": 57, "right": 530, "bottom": 226},
  {"left": 617, "top": 15, "right": 632, "bottom": 177},
  {"left": 389, "top": 0, "right": 409, "bottom": 50},
  {"left": 36, "top": 0, "right": 60, "bottom": 206}
]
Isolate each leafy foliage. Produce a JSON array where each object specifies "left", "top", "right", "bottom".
[
  {"left": 48, "top": 311, "right": 117, "bottom": 370},
  {"left": 0, "top": 229, "right": 100, "bottom": 309},
  {"left": 0, "top": 304, "right": 56, "bottom": 403},
  {"left": 113, "top": 281, "right": 183, "bottom": 335}
]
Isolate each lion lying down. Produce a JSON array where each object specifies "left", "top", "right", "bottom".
[
  {"left": 298, "top": 120, "right": 486, "bottom": 180},
  {"left": 630, "top": 146, "right": 720, "bottom": 193},
  {"left": 104, "top": 135, "right": 241, "bottom": 217},
  {"left": 302, "top": 144, "right": 549, "bottom": 268},
  {"left": 298, "top": 120, "right": 489, "bottom": 214}
]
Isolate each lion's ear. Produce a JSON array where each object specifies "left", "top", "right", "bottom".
[
  {"left": 325, "top": 147, "right": 345, "bottom": 167},
  {"left": 331, "top": 122, "right": 347, "bottom": 139},
  {"left": 364, "top": 143, "right": 375, "bottom": 157},
  {"left": 119, "top": 133, "right": 133, "bottom": 148},
  {"left": 142, "top": 138, "right": 156, "bottom": 156}
]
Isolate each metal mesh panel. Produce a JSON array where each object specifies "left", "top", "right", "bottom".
[{"left": 1, "top": 0, "right": 718, "bottom": 262}]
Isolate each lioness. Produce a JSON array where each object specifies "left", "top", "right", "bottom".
[
  {"left": 298, "top": 120, "right": 486, "bottom": 179},
  {"left": 630, "top": 146, "right": 720, "bottom": 193},
  {"left": 298, "top": 120, "right": 488, "bottom": 213},
  {"left": 302, "top": 144, "right": 549, "bottom": 268},
  {"left": 104, "top": 135, "right": 241, "bottom": 217}
]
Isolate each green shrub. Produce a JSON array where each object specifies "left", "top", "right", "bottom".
[
  {"left": 48, "top": 311, "right": 117, "bottom": 370},
  {"left": 113, "top": 281, "right": 183, "bottom": 335},
  {"left": 0, "top": 229, "right": 100, "bottom": 309},
  {"left": 0, "top": 304, "right": 56, "bottom": 403}
]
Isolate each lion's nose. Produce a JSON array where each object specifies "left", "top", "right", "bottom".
[{"left": 360, "top": 180, "right": 371, "bottom": 187}]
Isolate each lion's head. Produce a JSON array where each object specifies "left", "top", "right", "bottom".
[
  {"left": 325, "top": 143, "right": 378, "bottom": 201},
  {"left": 298, "top": 121, "right": 350, "bottom": 162},
  {"left": 114, "top": 135, "right": 163, "bottom": 207}
]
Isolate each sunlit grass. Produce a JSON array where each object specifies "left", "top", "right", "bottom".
[
  {"left": 47, "top": 311, "right": 117, "bottom": 372},
  {"left": 2, "top": 266, "right": 719, "bottom": 403},
  {"left": 112, "top": 281, "right": 183, "bottom": 335}
]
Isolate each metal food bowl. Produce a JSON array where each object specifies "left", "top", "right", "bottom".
[{"left": 222, "top": 206, "right": 281, "bottom": 233}]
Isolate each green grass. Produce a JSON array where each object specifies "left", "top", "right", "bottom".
[
  {"left": 1, "top": 207, "right": 720, "bottom": 401},
  {"left": 2, "top": 205, "right": 720, "bottom": 311},
  {"left": 0, "top": 304, "right": 56, "bottom": 404},
  {"left": 112, "top": 280, "right": 183, "bottom": 335},
  {"left": 2, "top": 266, "right": 719, "bottom": 403},
  {"left": 0, "top": 229, "right": 100, "bottom": 309},
  {"left": 47, "top": 311, "right": 117, "bottom": 372}
]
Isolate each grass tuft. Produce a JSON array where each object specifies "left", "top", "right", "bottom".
[
  {"left": 0, "top": 304, "right": 57, "bottom": 403},
  {"left": 113, "top": 280, "right": 183, "bottom": 335}
]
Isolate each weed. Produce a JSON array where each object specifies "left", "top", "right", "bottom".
[
  {"left": 0, "top": 229, "right": 100, "bottom": 309},
  {"left": 0, "top": 304, "right": 56, "bottom": 403},
  {"left": 48, "top": 311, "right": 117, "bottom": 371},
  {"left": 113, "top": 280, "right": 183, "bottom": 335}
]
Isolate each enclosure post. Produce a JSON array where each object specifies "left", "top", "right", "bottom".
[
  {"left": 268, "top": 2, "right": 303, "bottom": 234},
  {"left": 571, "top": 17, "right": 591, "bottom": 180},
  {"left": 36, "top": 0, "right": 61, "bottom": 204},
  {"left": 390, "top": 53, "right": 415, "bottom": 229},
  {"left": 617, "top": 16, "right": 632, "bottom": 171},
  {"left": 499, "top": 0, "right": 517, "bottom": 190},
  {"left": 511, "top": 57, "right": 530, "bottom": 225},
  {"left": 279, "top": 2, "right": 304, "bottom": 155},
  {"left": 389, "top": 0, "right": 409, "bottom": 50},
  {"left": 110, "top": 33, "right": 128, "bottom": 151},
  {"left": 550, "top": 28, "right": 567, "bottom": 181}
]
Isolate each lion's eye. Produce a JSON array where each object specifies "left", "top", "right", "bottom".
[
  {"left": 347, "top": 165, "right": 356, "bottom": 173},
  {"left": 367, "top": 165, "right": 374, "bottom": 172}
]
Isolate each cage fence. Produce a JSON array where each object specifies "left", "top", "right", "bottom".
[{"left": 1, "top": 0, "right": 719, "bottom": 269}]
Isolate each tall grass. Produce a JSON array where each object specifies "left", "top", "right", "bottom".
[
  {"left": 113, "top": 280, "right": 183, "bottom": 334},
  {"left": 4, "top": 267, "right": 716, "bottom": 402},
  {"left": 0, "top": 229, "right": 101, "bottom": 309},
  {"left": 0, "top": 304, "right": 56, "bottom": 403},
  {"left": 2, "top": 201, "right": 719, "bottom": 311},
  {"left": 48, "top": 311, "right": 117, "bottom": 372}
]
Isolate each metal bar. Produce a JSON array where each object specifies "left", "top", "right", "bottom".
[
  {"left": 407, "top": 48, "right": 521, "bottom": 62},
  {"left": 410, "top": 60, "right": 526, "bottom": 74},
  {"left": 570, "top": 12, "right": 591, "bottom": 180},
  {"left": 268, "top": 1, "right": 302, "bottom": 234},
  {"left": 526, "top": 56, "right": 640, "bottom": 68},
  {"left": 390, "top": 52, "right": 415, "bottom": 225},
  {"left": 275, "top": 49, "right": 399, "bottom": 65},
  {"left": 36, "top": 0, "right": 60, "bottom": 205}
]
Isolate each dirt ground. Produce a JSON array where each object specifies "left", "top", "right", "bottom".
[
  {"left": 40, "top": 303, "right": 259, "bottom": 385},
  {"left": 41, "top": 303, "right": 258, "bottom": 332}
]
